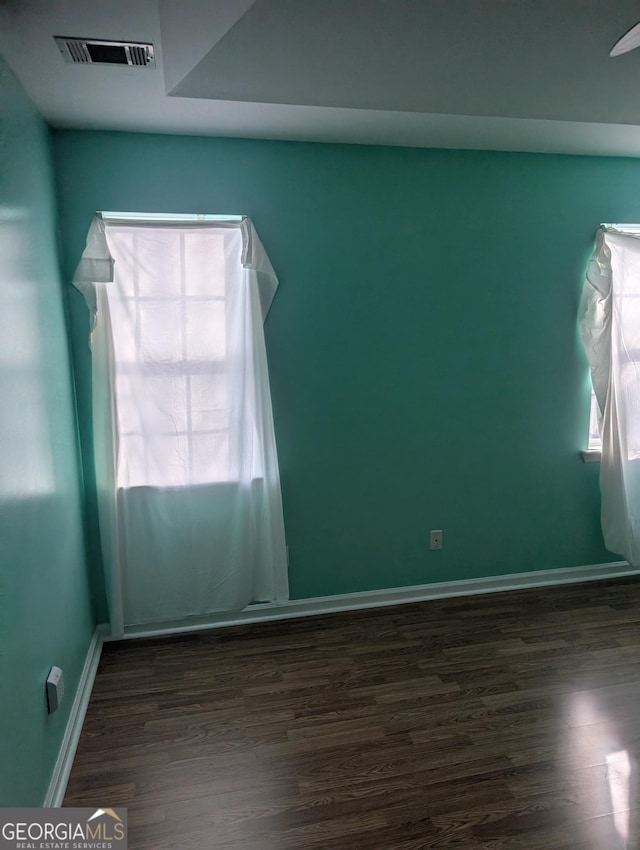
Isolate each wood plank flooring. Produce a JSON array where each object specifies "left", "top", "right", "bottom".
[{"left": 65, "top": 577, "right": 640, "bottom": 848}]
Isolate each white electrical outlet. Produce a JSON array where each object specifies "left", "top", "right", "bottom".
[
  {"left": 46, "top": 666, "right": 64, "bottom": 714},
  {"left": 430, "top": 530, "right": 443, "bottom": 550}
]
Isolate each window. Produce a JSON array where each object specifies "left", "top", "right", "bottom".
[
  {"left": 584, "top": 223, "right": 640, "bottom": 460},
  {"left": 582, "top": 223, "right": 640, "bottom": 462},
  {"left": 588, "top": 389, "right": 602, "bottom": 452},
  {"left": 106, "top": 223, "right": 241, "bottom": 487}
]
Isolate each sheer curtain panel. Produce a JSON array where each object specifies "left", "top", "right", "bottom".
[
  {"left": 74, "top": 216, "right": 288, "bottom": 637},
  {"left": 579, "top": 226, "right": 640, "bottom": 565}
]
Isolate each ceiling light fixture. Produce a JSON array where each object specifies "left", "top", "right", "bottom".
[{"left": 610, "top": 21, "right": 640, "bottom": 57}]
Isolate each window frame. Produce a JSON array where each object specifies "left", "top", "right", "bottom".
[{"left": 100, "top": 212, "right": 245, "bottom": 488}]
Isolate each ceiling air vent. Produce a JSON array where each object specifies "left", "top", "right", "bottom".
[{"left": 54, "top": 37, "right": 155, "bottom": 68}]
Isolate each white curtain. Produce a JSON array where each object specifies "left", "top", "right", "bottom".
[
  {"left": 74, "top": 216, "right": 288, "bottom": 636},
  {"left": 579, "top": 226, "right": 640, "bottom": 565}
]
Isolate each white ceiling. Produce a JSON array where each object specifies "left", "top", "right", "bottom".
[{"left": 4, "top": 0, "right": 640, "bottom": 156}]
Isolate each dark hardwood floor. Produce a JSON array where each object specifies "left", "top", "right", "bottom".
[{"left": 65, "top": 577, "right": 640, "bottom": 848}]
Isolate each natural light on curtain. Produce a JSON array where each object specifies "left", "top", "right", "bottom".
[
  {"left": 73, "top": 215, "right": 289, "bottom": 636},
  {"left": 108, "top": 224, "right": 239, "bottom": 488},
  {"left": 579, "top": 225, "right": 640, "bottom": 565}
]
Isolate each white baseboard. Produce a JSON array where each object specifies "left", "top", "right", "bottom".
[
  {"left": 118, "top": 560, "right": 636, "bottom": 640},
  {"left": 44, "top": 625, "right": 107, "bottom": 807}
]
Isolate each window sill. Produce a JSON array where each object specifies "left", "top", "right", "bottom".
[{"left": 581, "top": 450, "right": 601, "bottom": 463}]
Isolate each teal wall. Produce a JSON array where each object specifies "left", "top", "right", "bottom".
[
  {"left": 51, "top": 129, "right": 632, "bottom": 608},
  {"left": 0, "top": 61, "right": 94, "bottom": 804}
]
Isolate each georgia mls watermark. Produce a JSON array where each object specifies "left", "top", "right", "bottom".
[{"left": 0, "top": 808, "right": 127, "bottom": 850}]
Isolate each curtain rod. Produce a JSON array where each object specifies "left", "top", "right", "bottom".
[
  {"left": 601, "top": 223, "right": 640, "bottom": 232},
  {"left": 97, "top": 212, "right": 245, "bottom": 225}
]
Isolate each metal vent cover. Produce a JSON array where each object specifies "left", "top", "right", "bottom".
[{"left": 54, "top": 37, "right": 155, "bottom": 67}]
